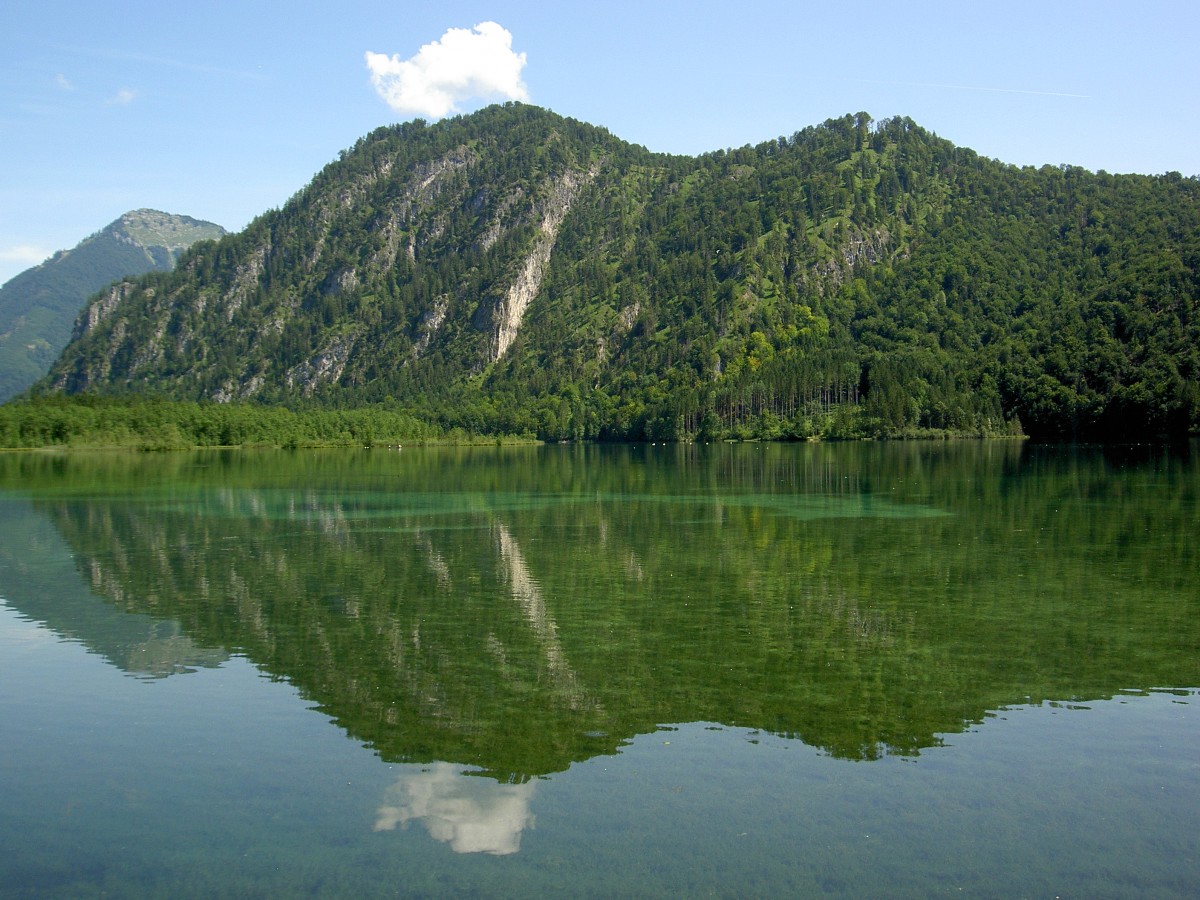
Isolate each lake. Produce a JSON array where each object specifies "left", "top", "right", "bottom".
[{"left": 1, "top": 441, "right": 1197, "bottom": 898}]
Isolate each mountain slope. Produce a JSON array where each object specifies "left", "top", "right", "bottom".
[
  {"left": 0, "top": 210, "right": 226, "bottom": 401},
  {"left": 39, "top": 105, "right": 1200, "bottom": 440}
]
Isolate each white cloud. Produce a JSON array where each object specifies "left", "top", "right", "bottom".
[
  {"left": 106, "top": 88, "right": 137, "bottom": 106},
  {"left": 0, "top": 244, "right": 51, "bottom": 267},
  {"left": 365, "top": 21, "right": 529, "bottom": 119},
  {"left": 55, "top": 74, "right": 74, "bottom": 91}
]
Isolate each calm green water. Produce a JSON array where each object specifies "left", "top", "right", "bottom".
[{"left": 1, "top": 442, "right": 1197, "bottom": 898}]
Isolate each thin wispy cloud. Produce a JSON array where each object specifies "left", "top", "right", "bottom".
[
  {"left": 55, "top": 74, "right": 74, "bottom": 91},
  {"left": 0, "top": 244, "right": 51, "bottom": 268},
  {"left": 852, "top": 77, "right": 1089, "bottom": 99},
  {"left": 106, "top": 88, "right": 138, "bottom": 106},
  {"left": 52, "top": 44, "right": 269, "bottom": 81},
  {"left": 365, "top": 22, "right": 529, "bottom": 119},
  {"left": 114, "top": 51, "right": 267, "bottom": 81}
]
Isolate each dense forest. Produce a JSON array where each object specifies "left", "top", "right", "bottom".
[
  {"left": 0, "top": 394, "right": 514, "bottom": 450},
  {"left": 24, "top": 104, "right": 1200, "bottom": 443}
]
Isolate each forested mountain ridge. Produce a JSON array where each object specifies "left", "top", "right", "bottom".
[
  {"left": 38, "top": 104, "right": 1200, "bottom": 440},
  {"left": 0, "top": 210, "right": 226, "bottom": 402}
]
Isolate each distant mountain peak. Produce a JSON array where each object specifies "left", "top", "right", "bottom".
[
  {"left": 0, "top": 210, "right": 227, "bottom": 402},
  {"left": 112, "top": 209, "right": 226, "bottom": 252}
]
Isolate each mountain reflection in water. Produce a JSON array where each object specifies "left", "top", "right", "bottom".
[{"left": 1, "top": 442, "right": 1196, "bottom": 784}]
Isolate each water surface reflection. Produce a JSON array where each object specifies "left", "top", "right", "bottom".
[
  {"left": 0, "top": 443, "right": 1197, "bottom": 894},
  {"left": 375, "top": 764, "right": 537, "bottom": 855},
  {"left": 1, "top": 442, "right": 1196, "bottom": 778}
]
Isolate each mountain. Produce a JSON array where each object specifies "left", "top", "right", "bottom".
[
  {"left": 38, "top": 104, "right": 1200, "bottom": 440},
  {"left": 0, "top": 210, "right": 226, "bottom": 401}
]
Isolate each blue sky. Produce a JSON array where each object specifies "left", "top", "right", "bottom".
[{"left": 3, "top": 0, "right": 1197, "bottom": 286}]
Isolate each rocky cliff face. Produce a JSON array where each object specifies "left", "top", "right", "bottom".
[
  {"left": 487, "top": 165, "right": 595, "bottom": 362},
  {"left": 48, "top": 107, "right": 626, "bottom": 400}
]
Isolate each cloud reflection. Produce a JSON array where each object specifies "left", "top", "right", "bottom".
[{"left": 375, "top": 763, "right": 536, "bottom": 855}]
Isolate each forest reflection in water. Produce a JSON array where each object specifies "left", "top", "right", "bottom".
[
  {"left": 5, "top": 441, "right": 1196, "bottom": 774},
  {"left": 0, "top": 440, "right": 1197, "bottom": 895}
]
